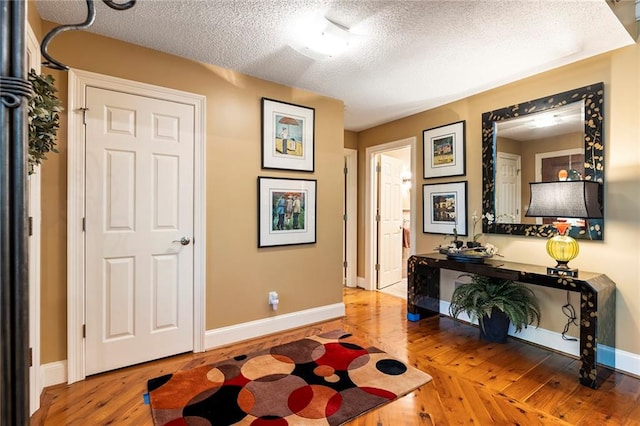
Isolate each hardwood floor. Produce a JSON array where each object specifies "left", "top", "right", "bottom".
[{"left": 32, "top": 288, "right": 640, "bottom": 425}]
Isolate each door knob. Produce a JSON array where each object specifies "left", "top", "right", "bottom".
[{"left": 172, "top": 237, "right": 191, "bottom": 246}]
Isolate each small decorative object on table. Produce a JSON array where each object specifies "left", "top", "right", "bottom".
[{"left": 437, "top": 243, "right": 498, "bottom": 264}]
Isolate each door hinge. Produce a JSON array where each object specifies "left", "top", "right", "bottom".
[
  {"left": 82, "top": 324, "right": 86, "bottom": 338},
  {"left": 29, "top": 347, "right": 33, "bottom": 367},
  {"left": 375, "top": 213, "right": 381, "bottom": 222},
  {"left": 375, "top": 263, "right": 380, "bottom": 271},
  {"left": 28, "top": 216, "right": 33, "bottom": 236},
  {"left": 343, "top": 213, "right": 348, "bottom": 221},
  {"left": 376, "top": 164, "right": 381, "bottom": 173},
  {"left": 343, "top": 261, "right": 348, "bottom": 268},
  {"left": 82, "top": 217, "right": 86, "bottom": 232},
  {"left": 79, "top": 107, "right": 89, "bottom": 125},
  {"left": 343, "top": 166, "right": 348, "bottom": 175}
]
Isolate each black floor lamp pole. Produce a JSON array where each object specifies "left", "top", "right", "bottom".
[{"left": 0, "top": 0, "right": 30, "bottom": 424}]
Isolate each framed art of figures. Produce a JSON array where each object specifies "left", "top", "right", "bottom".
[
  {"left": 423, "top": 181, "right": 468, "bottom": 235},
  {"left": 258, "top": 177, "right": 317, "bottom": 247},
  {"left": 423, "top": 120, "right": 466, "bottom": 178},
  {"left": 262, "top": 98, "right": 315, "bottom": 172}
]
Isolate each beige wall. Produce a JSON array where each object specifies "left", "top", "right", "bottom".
[
  {"left": 36, "top": 20, "right": 345, "bottom": 363},
  {"left": 344, "top": 130, "right": 358, "bottom": 150},
  {"left": 358, "top": 45, "right": 640, "bottom": 355}
]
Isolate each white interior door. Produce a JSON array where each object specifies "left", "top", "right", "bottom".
[
  {"left": 495, "top": 152, "right": 521, "bottom": 223},
  {"left": 377, "top": 154, "right": 403, "bottom": 289},
  {"left": 84, "top": 87, "right": 195, "bottom": 375},
  {"left": 26, "top": 23, "right": 42, "bottom": 415}
]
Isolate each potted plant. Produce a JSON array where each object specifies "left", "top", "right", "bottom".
[
  {"left": 449, "top": 274, "right": 541, "bottom": 343},
  {"left": 28, "top": 69, "right": 62, "bottom": 174}
]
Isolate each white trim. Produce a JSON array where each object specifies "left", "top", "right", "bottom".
[
  {"left": 344, "top": 149, "right": 358, "bottom": 287},
  {"left": 41, "top": 361, "right": 68, "bottom": 389},
  {"left": 205, "top": 303, "right": 346, "bottom": 350},
  {"left": 438, "top": 300, "right": 640, "bottom": 376},
  {"left": 67, "top": 69, "right": 206, "bottom": 383},
  {"left": 365, "top": 137, "right": 416, "bottom": 291},
  {"left": 26, "top": 22, "right": 43, "bottom": 417},
  {"left": 608, "top": 347, "right": 640, "bottom": 377}
]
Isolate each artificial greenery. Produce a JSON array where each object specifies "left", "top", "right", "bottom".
[
  {"left": 28, "top": 69, "right": 62, "bottom": 174},
  {"left": 449, "top": 274, "right": 541, "bottom": 333}
]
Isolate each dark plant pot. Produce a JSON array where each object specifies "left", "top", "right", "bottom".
[
  {"left": 466, "top": 241, "right": 481, "bottom": 248},
  {"left": 453, "top": 240, "right": 463, "bottom": 248},
  {"left": 480, "top": 308, "right": 510, "bottom": 343}
]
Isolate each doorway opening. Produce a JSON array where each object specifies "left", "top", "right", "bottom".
[{"left": 364, "top": 137, "right": 416, "bottom": 294}]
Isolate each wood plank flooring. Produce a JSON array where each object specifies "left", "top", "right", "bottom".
[{"left": 32, "top": 288, "right": 640, "bottom": 425}]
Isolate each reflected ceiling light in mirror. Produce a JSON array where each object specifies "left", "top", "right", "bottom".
[
  {"left": 533, "top": 114, "right": 560, "bottom": 128},
  {"left": 495, "top": 101, "right": 584, "bottom": 140},
  {"left": 291, "top": 16, "right": 356, "bottom": 60}
]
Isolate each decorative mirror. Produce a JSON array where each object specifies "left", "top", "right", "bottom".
[{"left": 481, "top": 83, "right": 604, "bottom": 240}]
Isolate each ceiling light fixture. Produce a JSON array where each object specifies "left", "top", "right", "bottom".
[{"left": 291, "top": 17, "right": 354, "bottom": 60}]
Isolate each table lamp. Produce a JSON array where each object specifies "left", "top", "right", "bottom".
[{"left": 525, "top": 181, "right": 603, "bottom": 277}]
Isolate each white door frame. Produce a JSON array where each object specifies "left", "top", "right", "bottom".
[
  {"left": 365, "top": 137, "right": 416, "bottom": 291},
  {"left": 26, "top": 22, "right": 42, "bottom": 416},
  {"left": 67, "top": 69, "right": 206, "bottom": 383},
  {"left": 343, "top": 149, "right": 357, "bottom": 287}
]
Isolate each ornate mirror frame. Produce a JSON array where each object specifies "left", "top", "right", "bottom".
[{"left": 481, "top": 82, "right": 604, "bottom": 240}]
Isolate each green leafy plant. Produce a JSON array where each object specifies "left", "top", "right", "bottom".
[
  {"left": 28, "top": 69, "right": 62, "bottom": 174},
  {"left": 449, "top": 274, "right": 540, "bottom": 333}
]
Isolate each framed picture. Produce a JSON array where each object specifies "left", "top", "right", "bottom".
[
  {"left": 423, "top": 120, "right": 466, "bottom": 178},
  {"left": 262, "top": 98, "right": 315, "bottom": 172},
  {"left": 423, "top": 181, "right": 468, "bottom": 235},
  {"left": 258, "top": 177, "right": 317, "bottom": 247}
]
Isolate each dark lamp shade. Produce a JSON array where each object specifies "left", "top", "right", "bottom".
[{"left": 525, "top": 181, "right": 603, "bottom": 219}]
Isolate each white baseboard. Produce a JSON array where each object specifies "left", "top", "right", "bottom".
[
  {"left": 439, "top": 300, "right": 640, "bottom": 377},
  {"left": 608, "top": 347, "right": 640, "bottom": 377},
  {"left": 205, "top": 303, "right": 346, "bottom": 350},
  {"left": 41, "top": 361, "right": 67, "bottom": 388}
]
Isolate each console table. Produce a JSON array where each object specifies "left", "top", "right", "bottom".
[{"left": 407, "top": 253, "right": 616, "bottom": 388}]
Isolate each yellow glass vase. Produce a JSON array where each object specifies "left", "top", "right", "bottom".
[{"left": 546, "top": 220, "right": 579, "bottom": 272}]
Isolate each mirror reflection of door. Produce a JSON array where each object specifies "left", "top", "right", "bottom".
[{"left": 495, "top": 152, "right": 521, "bottom": 223}]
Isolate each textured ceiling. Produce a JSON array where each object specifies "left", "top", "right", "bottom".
[{"left": 35, "top": 0, "right": 634, "bottom": 131}]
